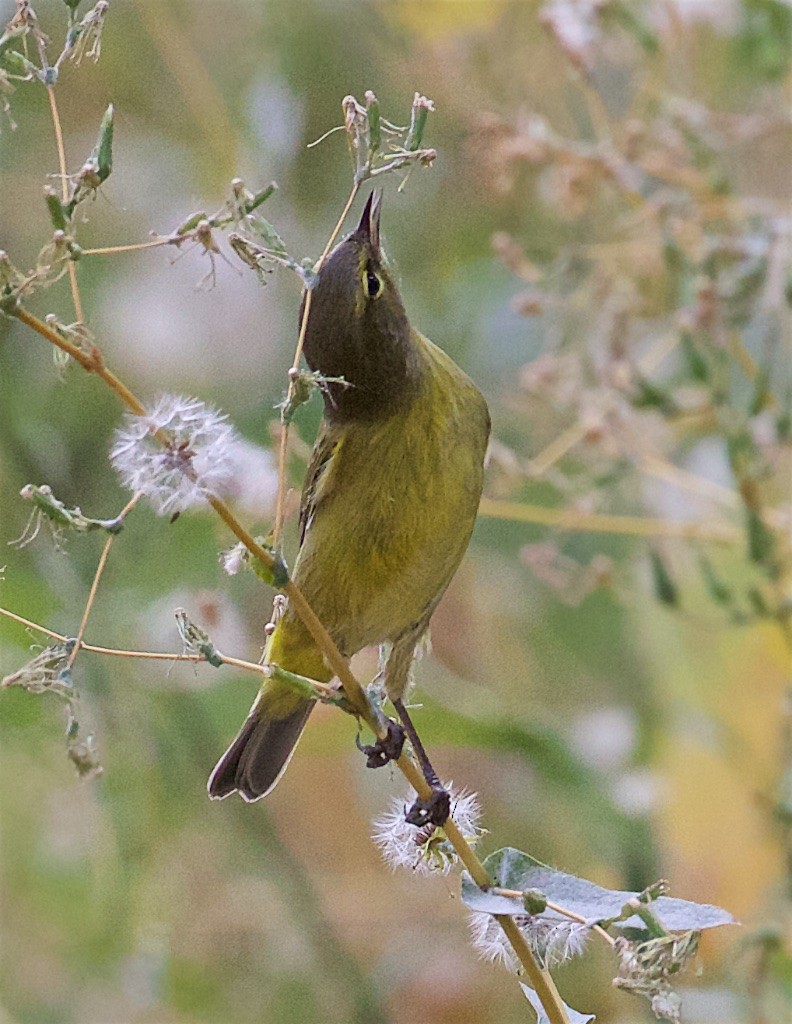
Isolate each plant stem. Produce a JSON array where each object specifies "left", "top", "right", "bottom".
[
  {"left": 45, "top": 85, "right": 85, "bottom": 325},
  {"left": 0, "top": 606, "right": 336, "bottom": 697},
  {"left": 1, "top": 601, "right": 569, "bottom": 1016},
  {"left": 82, "top": 239, "right": 172, "bottom": 256},
  {"left": 65, "top": 494, "right": 140, "bottom": 671},
  {"left": 478, "top": 497, "right": 741, "bottom": 542},
  {"left": 272, "top": 181, "right": 360, "bottom": 543},
  {"left": 493, "top": 887, "right": 616, "bottom": 947},
  {"left": 499, "top": 916, "right": 570, "bottom": 1022},
  {"left": 11, "top": 306, "right": 148, "bottom": 413}
]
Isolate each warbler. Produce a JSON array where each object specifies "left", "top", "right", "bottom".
[{"left": 208, "top": 192, "right": 490, "bottom": 809}]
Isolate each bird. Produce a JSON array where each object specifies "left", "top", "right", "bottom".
[{"left": 208, "top": 191, "right": 490, "bottom": 817}]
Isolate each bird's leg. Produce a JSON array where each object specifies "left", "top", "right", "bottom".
[
  {"left": 357, "top": 668, "right": 405, "bottom": 767},
  {"left": 392, "top": 697, "right": 450, "bottom": 827},
  {"left": 357, "top": 716, "right": 405, "bottom": 768}
]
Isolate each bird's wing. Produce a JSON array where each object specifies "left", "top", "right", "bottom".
[{"left": 298, "top": 421, "right": 342, "bottom": 547}]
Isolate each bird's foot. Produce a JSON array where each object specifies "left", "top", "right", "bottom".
[
  {"left": 358, "top": 719, "right": 405, "bottom": 769},
  {"left": 405, "top": 785, "right": 451, "bottom": 827}
]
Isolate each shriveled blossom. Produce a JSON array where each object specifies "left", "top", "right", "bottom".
[
  {"left": 2, "top": 641, "right": 75, "bottom": 697},
  {"left": 469, "top": 910, "right": 590, "bottom": 970},
  {"left": 613, "top": 932, "right": 699, "bottom": 1022},
  {"left": 372, "top": 783, "right": 484, "bottom": 876},
  {"left": 110, "top": 395, "right": 238, "bottom": 516},
  {"left": 68, "top": 1, "right": 110, "bottom": 66}
]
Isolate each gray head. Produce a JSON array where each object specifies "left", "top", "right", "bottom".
[{"left": 301, "top": 192, "right": 420, "bottom": 422}]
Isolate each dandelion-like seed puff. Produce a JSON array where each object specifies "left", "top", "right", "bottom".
[
  {"left": 469, "top": 910, "right": 590, "bottom": 971},
  {"left": 110, "top": 394, "right": 238, "bottom": 516},
  {"left": 372, "top": 783, "right": 484, "bottom": 876}
]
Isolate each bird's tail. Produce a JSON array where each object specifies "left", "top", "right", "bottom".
[{"left": 207, "top": 691, "right": 315, "bottom": 802}]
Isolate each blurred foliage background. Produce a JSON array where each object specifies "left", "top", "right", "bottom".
[{"left": 0, "top": 1, "right": 790, "bottom": 1022}]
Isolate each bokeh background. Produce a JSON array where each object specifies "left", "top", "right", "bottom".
[{"left": 0, "top": 1, "right": 790, "bottom": 1022}]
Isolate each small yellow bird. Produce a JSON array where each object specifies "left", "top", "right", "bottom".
[{"left": 208, "top": 193, "right": 490, "bottom": 817}]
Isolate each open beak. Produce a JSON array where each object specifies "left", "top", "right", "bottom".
[{"left": 354, "top": 190, "right": 382, "bottom": 256}]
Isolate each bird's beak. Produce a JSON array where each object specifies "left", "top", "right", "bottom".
[{"left": 354, "top": 190, "right": 382, "bottom": 256}]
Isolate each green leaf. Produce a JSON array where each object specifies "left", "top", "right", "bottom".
[
  {"left": 44, "top": 187, "right": 71, "bottom": 232},
  {"left": 365, "top": 90, "right": 381, "bottom": 155},
  {"left": 520, "top": 984, "right": 594, "bottom": 1024},
  {"left": 243, "top": 182, "right": 277, "bottom": 214},
  {"left": 698, "top": 555, "right": 732, "bottom": 606},
  {"left": 633, "top": 378, "right": 677, "bottom": 415},
  {"left": 248, "top": 215, "right": 289, "bottom": 256},
  {"left": 461, "top": 848, "right": 734, "bottom": 933},
  {"left": 94, "top": 102, "right": 115, "bottom": 183},
  {"left": 680, "top": 331, "right": 709, "bottom": 383},
  {"left": 746, "top": 507, "right": 775, "bottom": 566},
  {"left": 748, "top": 367, "right": 771, "bottom": 416},
  {"left": 650, "top": 549, "right": 679, "bottom": 607},
  {"left": 606, "top": 2, "right": 659, "bottom": 54}
]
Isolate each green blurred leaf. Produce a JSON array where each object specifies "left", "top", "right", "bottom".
[
  {"left": 734, "top": 0, "right": 792, "bottom": 82},
  {"left": 746, "top": 507, "right": 775, "bottom": 567},
  {"left": 650, "top": 549, "right": 679, "bottom": 607},
  {"left": 605, "top": 1, "right": 659, "bottom": 54},
  {"left": 680, "top": 331, "right": 710, "bottom": 383},
  {"left": 698, "top": 555, "right": 733, "bottom": 607}
]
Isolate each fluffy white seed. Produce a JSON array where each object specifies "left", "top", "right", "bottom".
[
  {"left": 110, "top": 394, "right": 238, "bottom": 516},
  {"left": 372, "top": 782, "right": 484, "bottom": 876}
]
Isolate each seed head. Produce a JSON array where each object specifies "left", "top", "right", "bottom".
[
  {"left": 110, "top": 394, "right": 238, "bottom": 516},
  {"left": 469, "top": 911, "right": 590, "bottom": 970},
  {"left": 372, "top": 783, "right": 484, "bottom": 875}
]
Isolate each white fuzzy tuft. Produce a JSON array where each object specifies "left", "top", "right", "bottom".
[
  {"left": 110, "top": 394, "right": 238, "bottom": 516},
  {"left": 372, "top": 782, "right": 484, "bottom": 876}
]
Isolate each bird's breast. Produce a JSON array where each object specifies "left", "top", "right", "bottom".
[{"left": 291, "top": 366, "right": 488, "bottom": 655}]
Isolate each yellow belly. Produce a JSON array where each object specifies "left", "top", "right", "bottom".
[{"left": 268, "top": 335, "right": 489, "bottom": 684}]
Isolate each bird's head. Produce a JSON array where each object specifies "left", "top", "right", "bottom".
[{"left": 302, "top": 192, "right": 419, "bottom": 422}]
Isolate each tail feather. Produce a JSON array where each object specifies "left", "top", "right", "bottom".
[{"left": 208, "top": 696, "right": 314, "bottom": 802}]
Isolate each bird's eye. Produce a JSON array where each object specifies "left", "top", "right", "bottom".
[{"left": 366, "top": 271, "right": 381, "bottom": 298}]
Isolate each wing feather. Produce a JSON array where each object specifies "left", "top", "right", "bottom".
[{"left": 298, "top": 422, "right": 342, "bottom": 546}]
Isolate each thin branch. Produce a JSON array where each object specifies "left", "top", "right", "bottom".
[
  {"left": 527, "top": 421, "right": 589, "bottom": 477},
  {"left": 498, "top": 916, "right": 570, "bottom": 1022},
  {"left": 637, "top": 454, "right": 785, "bottom": 531},
  {"left": 272, "top": 181, "right": 360, "bottom": 543},
  {"left": 11, "top": 306, "right": 147, "bottom": 414},
  {"left": 544, "top": 900, "right": 616, "bottom": 947},
  {"left": 65, "top": 494, "right": 140, "bottom": 670},
  {"left": 0, "top": 607, "right": 65, "bottom": 640},
  {"left": 0, "top": 605, "right": 336, "bottom": 695},
  {"left": 82, "top": 239, "right": 173, "bottom": 256},
  {"left": 45, "top": 85, "right": 85, "bottom": 325},
  {"left": 478, "top": 497, "right": 741, "bottom": 543},
  {"left": 492, "top": 886, "right": 616, "bottom": 949}
]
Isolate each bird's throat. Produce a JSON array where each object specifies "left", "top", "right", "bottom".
[{"left": 304, "top": 317, "right": 421, "bottom": 423}]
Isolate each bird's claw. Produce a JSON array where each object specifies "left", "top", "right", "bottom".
[
  {"left": 405, "top": 786, "right": 451, "bottom": 827},
  {"left": 358, "top": 719, "right": 405, "bottom": 769}
]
